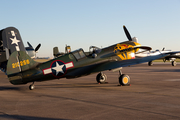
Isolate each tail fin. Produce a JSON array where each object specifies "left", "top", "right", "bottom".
[
  {"left": 2, "top": 27, "right": 26, "bottom": 55},
  {"left": 53, "top": 47, "right": 59, "bottom": 57},
  {"left": 0, "top": 27, "right": 38, "bottom": 84},
  {"left": 53, "top": 47, "right": 64, "bottom": 58},
  {"left": 0, "top": 27, "right": 26, "bottom": 72},
  {"left": 6, "top": 51, "right": 38, "bottom": 84}
]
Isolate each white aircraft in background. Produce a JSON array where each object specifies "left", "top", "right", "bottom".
[
  {"left": 25, "top": 42, "right": 41, "bottom": 58},
  {"left": 136, "top": 48, "right": 180, "bottom": 66}
]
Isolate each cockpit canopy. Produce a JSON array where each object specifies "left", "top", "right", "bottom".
[
  {"left": 71, "top": 48, "right": 86, "bottom": 60},
  {"left": 71, "top": 46, "right": 101, "bottom": 60}
]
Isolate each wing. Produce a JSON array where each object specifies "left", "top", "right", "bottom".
[
  {"left": 90, "top": 53, "right": 168, "bottom": 73},
  {"left": 65, "top": 53, "right": 166, "bottom": 78},
  {"left": 100, "top": 51, "right": 180, "bottom": 72},
  {"left": 165, "top": 51, "right": 180, "bottom": 55}
]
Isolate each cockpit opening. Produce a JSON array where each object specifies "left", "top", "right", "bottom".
[{"left": 89, "top": 46, "right": 101, "bottom": 58}]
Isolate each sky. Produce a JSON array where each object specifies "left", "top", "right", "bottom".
[{"left": 0, "top": 0, "right": 180, "bottom": 57}]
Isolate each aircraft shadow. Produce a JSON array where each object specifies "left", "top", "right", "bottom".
[
  {"left": 0, "top": 114, "right": 69, "bottom": 120},
  {"left": 37, "top": 82, "right": 117, "bottom": 89},
  {"left": 0, "top": 86, "right": 21, "bottom": 91},
  {"left": 149, "top": 69, "right": 180, "bottom": 73}
]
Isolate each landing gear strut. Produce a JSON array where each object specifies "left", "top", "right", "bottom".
[
  {"left": 118, "top": 70, "right": 130, "bottom": 86},
  {"left": 96, "top": 72, "right": 107, "bottom": 84},
  {"left": 29, "top": 82, "right": 35, "bottom": 90}
]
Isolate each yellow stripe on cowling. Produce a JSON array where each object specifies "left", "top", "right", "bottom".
[{"left": 114, "top": 42, "right": 141, "bottom": 60}]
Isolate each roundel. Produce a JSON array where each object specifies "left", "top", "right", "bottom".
[{"left": 51, "top": 60, "right": 66, "bottom": 77}]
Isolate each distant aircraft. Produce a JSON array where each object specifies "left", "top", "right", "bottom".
[
  {"left": 136, "top": 49, "right": 180, "bottom": 66},
  {"left": 25, "top": 42, "right": 41, "bottom": 58},
  {"left": 53, "top": 45, "right": 71, "bottom": 58},
  {"left": 0, "top": 26, "right": 179, "bottom": 90}
]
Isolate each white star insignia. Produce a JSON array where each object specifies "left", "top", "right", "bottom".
[
  {"left": 52, "top": 62, "right": 65, "bottom": 75},
  {"left": 10, "top": 31, "right": 20, "bottom": 46}
]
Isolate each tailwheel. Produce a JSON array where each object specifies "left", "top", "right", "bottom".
[
  {"left": 119, "top": 74, "right": 130, "bottom": 86},
  {"left": 172, "top": 61, "right": 177, "bottom": 66},
  {"left": 29, "top": 82, "right": 35, "bottom": 90},
  {"left": 96, "top": 72, "right": 107, "bottom": 84}
]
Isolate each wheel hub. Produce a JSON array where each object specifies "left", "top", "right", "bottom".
[{"left": 123, "top": 77, "right": 128, "bottom": 84}]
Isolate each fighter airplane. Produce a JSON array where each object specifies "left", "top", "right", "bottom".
[
  {"left": 25, "top": 42, "right": 41, "bottom": 59},
  {"left": 0, "top": 26, "right": 179, "bottom": 90},
  {"left": 53, "top": 45, "right": 71, "bottom": 58}
]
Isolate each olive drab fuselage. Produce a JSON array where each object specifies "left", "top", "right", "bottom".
[{"left": 8, "top": 41, "right": 141, "bottom": 85}]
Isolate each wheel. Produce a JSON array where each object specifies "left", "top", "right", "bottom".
[
  {"left": 29, "top": 84, "right": 35, "bottom": 90},
  {"left": 96, "top": 73, "right": 107, "bottom": 83},
  {"left": 119, "top": 74, "right": 130, "bottom": 86},
  {"left": 148, "top": 61, "right": 153, "bottom": 66},
  {"left": 172, "top": 61, "right": 177, "bottom": 66}
]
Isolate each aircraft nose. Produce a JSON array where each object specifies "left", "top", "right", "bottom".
[{"left": 134, "top": 42, "right": 141, "bottom": 46}]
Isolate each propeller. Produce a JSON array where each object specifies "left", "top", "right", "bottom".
[
  {"left": 27, "top": 41, "right": 33, "bottom": 48},
  {"left": 27, "top": 42, "right": 41, "bottom": 52},
  {"left": 26, "top": 42, "right": 41, "bottom": 59},
  {"left": 123, "top": 25, "right": 132, "bottom": 41},
  {"left": 123, "top": 25, "right": 138, "bottom": 43},
  {"left": 35, "top": 44, "right": 41, "bottom": 52}
]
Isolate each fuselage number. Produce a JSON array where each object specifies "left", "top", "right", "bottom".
[{"left": 12, "top": 59, "right": 30, "bottom": 68}]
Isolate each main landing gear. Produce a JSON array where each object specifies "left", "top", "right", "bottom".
[
  {"left": 118, "top": 70, "right": 130, "bottom": 86},
  {"left": 96, "top": 70, "right": 130, "bottom": 86},
  {"left": 29, "top": 82, "right": 35, "bottom": 90},
  {"left": 148, "top": 60, "right": 177, "bottom": 66},
  {"left": 96, "top": 72, "right": 107, "bottom": 84}
]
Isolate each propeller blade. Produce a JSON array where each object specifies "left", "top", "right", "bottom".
[
  {"left": 123, "top": 25, "right": 132, "bottom": 41},
  {"left": 27, "top": 42, "right": 33, "bottom": 48},
  {"left": 35, "top": 44, "right": 41, "bottom": 52},
  {"left": 162, "top": 47, "right": 165, "bottom": 51}
]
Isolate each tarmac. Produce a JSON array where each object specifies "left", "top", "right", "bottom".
[{"left": 0, "top": 63, "right": 180, "bottom": 120}]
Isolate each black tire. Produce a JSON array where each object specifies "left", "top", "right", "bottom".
[
  {"left": 119, "top": 74, "right": 130, "bottom": 86},
  {"left": 96, "top": 73, "right": 107, "bottom": 83},
  {"left": 148, "top": 61, "right": 153, "bottom": 66},
  {"left": 29, "top": 84, "right": 35, "bottom": 90},
  {"left": 172, "top": 61, "right": 177, "bottom": 66}
]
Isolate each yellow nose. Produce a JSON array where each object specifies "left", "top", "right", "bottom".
[{"left": 134, "top": 42, "right": 141, "bottom": 47}]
